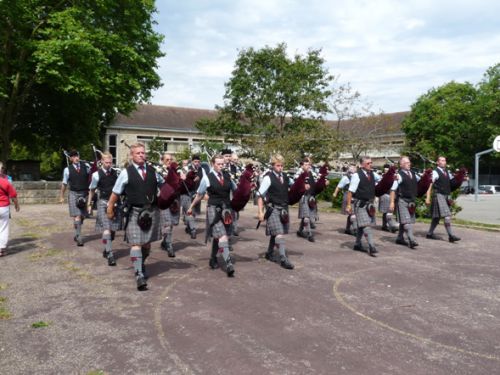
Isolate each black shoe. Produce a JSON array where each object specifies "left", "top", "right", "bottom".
[
  {"left": 160, "top": 239, "right": 168, "bottom": 251},
  {"left": 310, "top": 222, "right": 316, "bottom": 229},
  {"left": 390, "top": 226, "right": 398, "bottom": 233},
  {"left": 367, "top": 245, "right": 377, "bottom": 257},
  {"left": 77, "top": 238, "right": 84, "bottom": 246},
  {"left": 344, "top": 229, "right": 353, "bottom": 235},
  {"left": 184, "top": 226, "right": 190, "bottom": 234},
  {"left": 353, "top": 244, "right": 365, "bottom": 252},
  {"left": 74, "top": 235, "right": 78, "bottom": 242},
  {"left": 141, "top": 265, "right": 148, "bottom": 280},
  {"left": 190, "top": 230, "right": 197, "bottom": 239},
  {"left": 307, "top": 235, "right": 315, "bottom": 243},
  {"left": 395, "top": 238, "right": 409, "bottom": 247},
  {"left": 209, "top": 257, "right": 219, "bottom": 269},
  {"left": 226, "top": 262, "right": 235, "bottom": 277},
  {"left": 102, "top": 249, "right": 107, "bottom": 258},
  {"left": 296, "top": 230, "right": 307, "bottom": 239},
  {"left": 426, "top": 233, "right": 438, "bottom": 240},
  {"left": 167, "top": 245, "right": 175, "bottom": 258},
  {"left": 381, "top": 226, "right": 390, "bottom": 232},
  {"left": 136, "top": 276, "right": 148, "bottom": 291},
  {"left": 449, "top": 235, "right": 461, "bottom": 243},
  {"left": 233, "top": 231, "right": 239, "bottom": 237},
  {"left": 280, "top": 257, "right": 294, "bottom": 270},
  {"left": 409, "top": 240, "right": 419, "bottom": 249},
  {"left": 107, "top": 256, "right": 116, "bottom": 266},
  {"left": 264, "top": 251, "right": 274, "bottom": 261}
]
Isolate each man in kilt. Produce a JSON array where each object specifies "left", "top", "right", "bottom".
[
  {"left": 379, "top": 164, "right": 398, "bottom": 232},
  {"left": 333, "top": 165, "right": 358, "bottom": 235},
  {"left": 389, "top": 156, "right": 419, "bottom": 249},
  {"left": 107, "top": 143, "right": 163, "bottom": 291},
  {"left": 180, "top": 155, "right": 205, "bottom": 239},
  {"left": 346, "top": 156, "right": 381, "bottom": 256},
  {"left": 88, "top": 152, "right": 121, "bottom": 266},
  {"left": 160, "top": 153, "right": 179, "bottom": 257},
  {"left": 257, "top": 154, "right": 295, "bottom": 270},
  {"left": 188, "top": 154, "right": 237, "bottom": 277},
  {"left": 296, "top": 158, "right": 318, "bottom": 242},
  {"left": 59, "top": 150, "right": 90, "bottom": 247},
  {"left": 425, "top": 156, "right": 461, "bottom": 242}
]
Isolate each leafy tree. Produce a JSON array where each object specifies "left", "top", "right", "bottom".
[
  {"left": 476, "top": 63, "right": 500, "bottom": 151},
  {"left": 196, "top": 43, "right": 335, "bottom": 166},
  {"left": 0, "top": 0, "right": 164, "bottom": 162}
]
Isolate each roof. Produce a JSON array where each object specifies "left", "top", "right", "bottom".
[{"left": 326, "top": 111, "right": 408, "bottom": 135}]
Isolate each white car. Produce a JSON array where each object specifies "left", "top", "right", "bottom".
[{"left": 478, "top": 185, "right": 500, "bottom": 194}]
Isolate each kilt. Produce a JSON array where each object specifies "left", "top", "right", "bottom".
[
  {"left": 298, "top": 194, "right": 318, "bottom": 220},
  {"left": 68, "top": 190, "right": 88, "bottom": 217},
  {"left": 396, "top": 198, "right": 415, "bottom": 225},
  {"left": 266, "top": 206, "right": 289, "bottom": 236},
  {"left": 431, "top": 193, "right": 451, "bottom": 218},
  {"left": 95, "top": 199, "right": 122, "bottom": 232},
  {"left": 161, "top": 199, "right": 180, "bottom": 227},
  {"left": 206, "top": 204, "right": 232, "bottom": 239},
  {"left": 378, "top": 194, "right": 391, "bottom": 213},
  {"left": 180, "top": 194, "right": 194, "bottom": 215},
  {"left": 353, "top": 199, "right": 376, "bottom": 228},
  {"left": 126, "top": 206, "right": 161, "bottom": 245}
]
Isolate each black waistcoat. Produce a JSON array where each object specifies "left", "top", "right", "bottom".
[
  {"left": 398, "top": 170, "right": 417, "bottom": 200},
  {"left": 68, "top": 163, "right": 89, "bottom": 192},
  {"left": 207, "top": 171, "right": 231, "bottom": 206},
  {"left": 125, "top": 165, "right": 158, "bottom": 207},
  {"left": 268, "top": 172, "right": 289, "bottom": 207},
  {"left": 97, "top": 169, "right": 118, "bottom": 200},
  {"left": 353, "top": 170, "right": 375, "bottom": 201},
  {"left": 433, "top": 168, "right": 451, "bottom": 195}
]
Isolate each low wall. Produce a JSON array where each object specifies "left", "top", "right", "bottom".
[{"left": 12, "top": 181, "right": 62, "bottom": 204}]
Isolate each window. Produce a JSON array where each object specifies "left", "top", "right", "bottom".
[{"left": 108, "top": 134, "right": 117, "bottom": 164}]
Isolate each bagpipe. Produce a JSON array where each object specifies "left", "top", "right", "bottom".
[
  {"left": 313, "top": 163, "right": 330, "bottom": 195},
  {"left": 158, "top": 162, "right": 182, "bottom": 210},
  {"left": 375, "top": 165, "right": 397, "bottom": 197},
  {"left": 230, "top": 164, "right": 256, "bottom": 212},
  {"left": 288, "top": 169, "right": 309, "bottom": 205}
]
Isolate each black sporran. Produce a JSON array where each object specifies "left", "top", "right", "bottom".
[
  {"left": 408, "top": 201, "right": 416, "bottom": 215},
  {"left": 137, "top": 207, "right": 153, "bottom": 231},
  {"left": 279, "top": 209, "right": 289, "bottom": 224},
  {"left": 308, "top": 196, "right": 317, "bottom": 209},
  {"left": 366, "top": 203, "right": 376, "bottom": 218},
  {"left": 76, "top": 196, "right": 87, "bottom": 209},
  {"left": 169, "top": 198, "right": 180, "bottom": 214},
  {"left": 222, "top": 208, "right": 233, "bottom": 225}
]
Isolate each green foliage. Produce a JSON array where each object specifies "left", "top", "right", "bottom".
[
  {"left": 176, "top": 147, "right": 192, "bottom": 162},
  {"left": 316, "top": 178, "right": 342, "bottom": 208},
  {"left": 0, "top": 0, "right": 164, "bottom": 162},
  {"left": 31, "top": 321, "right": 50, "bottom": 328},
  {"left": 196, "top": 43, "right": 336, "bottom": 164},
  {"left": 147, "top": 136, "right": 165, "bottom": 164},
  {"left": 40, "top": 151, "right": 63, "bottom": 180}
]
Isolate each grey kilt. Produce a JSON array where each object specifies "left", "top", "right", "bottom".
[
  {"left": 353, "top": 199, "right": 376, "bottom": 228},
  {"left": 378, "top": 194, "right": 391, "bottom": 213},
  {"left": 95, "top": 199, "right": 122, "bottom": 232},
  {"left": 431, "top": 193, "right": 451, "bottom": 218},
  {"left": 180, "top": 194, "right": 194, "bottom": 215},
  {"left": 161, "top": 199, "right": 180, "bottom": 227},
  {"left": 126, "top": 206, "right": 161, "bottom": 245},
  {"left": 396, "top": 198, "right": 416, "bottom": 225},
  {"left": 68, "top": 190, "right": 88, "bottom": 217},
  {"left": 266, "top": 206, "right": 289, "bottom": 236},
  {"left": 298, "top": 194, "right": 318, "bottom": 220},
  {"left": 206, "top": 205, "right": 232, "bottom": 239}
]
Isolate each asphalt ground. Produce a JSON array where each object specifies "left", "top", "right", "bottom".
[{"left": 1, "top": 204, "right": 500, "bottom": 374}]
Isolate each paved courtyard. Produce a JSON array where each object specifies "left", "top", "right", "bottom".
[{"left": 1, "top": 204, "right": 500, "bottom": 374}]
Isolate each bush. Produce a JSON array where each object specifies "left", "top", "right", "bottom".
[{"left": 316, "top": 178, "right": 343, "bottom": 209}]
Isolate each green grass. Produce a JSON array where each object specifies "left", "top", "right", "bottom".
[
  {"left": 0, "top": 297, "right": 11, "bottom": 320},
  {"left": 28, "top": 248, "right": 64, "bottom": 261},
  {"left": 31, "top": 321, "right": 50, "bottom": 328}
]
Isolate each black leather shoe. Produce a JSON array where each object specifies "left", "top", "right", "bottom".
[
  {"left": 226, "top": 262, "right": 235, "bottom": 277},
  {"left": 209, "top": 257, "right": 219, "bottom": 269},
  {"left": 390, "top": 226, "right": 398, "bottom": 233},
  {"left": 344, "top": 229, "right": 352, "bottom": 235},
  {"left": 426, "top": 234, "right": 438, "bottom": 240},
  {"left": 353, "top": 244, "right": 365, "bottom": 252},
  {"left": 136, "top": 276, "right": 148, "bottom": 291},
  {"left": 102, "top": 249, "right": 107, "bottom": 258},
  {"left": 280, "top": 257, "right": 294, "bottom": 270},
  {"left": 381, "top": 226, "right": 390, "bottom": 232},
  {"left": 449, "top": 235, "right": 461, "bottom": 243},
  {"left": 184, "top": 226, "right": 190, "bottom": 234},
  {"left": 409, "top": 240, "right": 419, "bottom": 249},
  {"left": 368, "top": 245, "right": 377, "bottom": 257},
  {"left": 77, "top": 238, "right": 84, "bottom": 246},
  {"left": 107, "top": 256, "right": 117, "bottom": 266},
  {"left": 233, "top": 231, "right": 239, "bottom": 237},
  {"left": 307, "top": 235, "right": 315, "bottom": 243},
  {"left": 264, "top": 251, "right": 274, "bottom": 261},
  {"left": 395, "top": 238, "right": 409, "bottom": 247},
  {"left": 190, "top": 230, "right": 197, "bottom": 239}
]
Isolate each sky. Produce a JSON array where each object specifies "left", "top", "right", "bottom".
[{"left": 150, "top": 0, "right": 500, "bottom": 115}]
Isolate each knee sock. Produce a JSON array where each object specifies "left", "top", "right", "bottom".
[
  {"left": 350, "top": 215, "right": 358, "bottom": 232},
  {"left": 355, "top": 227, "right": 364, "bottom": 246},
  {"left": 102, "top": 232, "right": 112, "bottom": 256},
  {"left": 428, "top": 218, "right": 440, "bottom": 235},
  {"left": 404, "top": 224, "right": 415, "bottom": 242},
  {"left": 130, "top": 248, "right": 143, "bottom": 277},
  {"left": 345, "top": 216, "right": 351, "bottom": 232},
  {"left": 74, "top": 219, "right": 82, "bottom": 238},
  {"left": 267, "top": 236, "right": 276, "bottom": 254},
  {"left": 444, "top": 216, "right": 454, "bottom": 236},
  {"left": 185, "top": 215, "right": 196, "bottom": 231},
  {"left": 303, "top": 218, "right": 311, "bottom": 236},
  {"left": 163, "top": 225, "right": 173, "bottom": 244},
  {"left": 363, "top": 227, "right": 375, "bottom": 247},
  {"left": 386, "top": 213, "right": 395, "bottom": 229},
  {"left": 211, "top": 239, "right": 218, "bottom": 259},
  {"left": 382, "top": 213, "right": 387, "bottom": 228},
  {"left": 397, "top": 224, "right": 405, "bottom": 240},
  {"left": 299, "top": 218, "right": 304, "bottom": 232},
  {"left": 218, "top": 240, "right": 231, "bottom": 262},
  {"left": 276, "top": 236, "right": 286, "bottom": 258}
]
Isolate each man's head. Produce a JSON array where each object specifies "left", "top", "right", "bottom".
[
  {"left": 399, "top": 156, "right": 411, "bottom": 171},
  {"left": 129, "top": 143, "right": 146, "bottom": 166},
  {"left": 221, "top": 149, "right": 232, "bottom": 164},
  {"left": 192, "top": 155, "right": 201, "bottom": 169},
  {"left": 347, "top": 165, "right": 357, "bottom": 175},
  {"left": 300, "top": 157, "right": 311, "bottom": 172},
  {"left": 211, "top": 154, "right": 225, "bottom": 173},
  {"left": 360, "top": 156, "right": 373, "bottom": 171},
  {"left": 231, "top": 153, "right": 239, "bottom": 165},
  {"left": 437, "top": 156, "right": 447, "bottom": 168},
  {"left": 69, "top": 150, "right": 80, "bottom": 164},
  {"left": 101, "top": 152, "right": 113, "bottom": 170},
  {"left": 270, "top": 154, "right": 285, "bottom": 174},
  {"left": 162, "top": 153, "right": 174, "bottom": 166}
]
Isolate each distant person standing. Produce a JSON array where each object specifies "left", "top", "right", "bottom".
[
  {"left": 0, "top": 165, "right": 13, "bottom": 183},
  {"left": 0, "top": 161, "right": 20, "bottom": 257},
  {"left": 59, "top": 150, "right": 91, "bottom": 247}
]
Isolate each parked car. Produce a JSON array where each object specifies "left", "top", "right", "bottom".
[{"left": 478, "top": 185, "right": 500, "bottom": 194}]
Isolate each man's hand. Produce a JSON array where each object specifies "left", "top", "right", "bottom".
[
  {"left": 389, "top": 203, "right": 394, "bottom": 213},
  {"left": 346, "top": 205, "right": 352, "bottom": 214},
  {"left": 59, "top": 197, "right": 65, "bottom": 204},
  {"left": 425, "top": 198, "right": 431, "bottom": 206},
  {"left": 258, "top": 211, "right": 264, "bottom": 222},
  {"left": 106, "top": 206, "right": 115, "bottom": 220}
]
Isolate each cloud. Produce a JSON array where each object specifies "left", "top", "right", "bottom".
[{"left": 151, "top": 1, "right": 500, "bottom": 113}]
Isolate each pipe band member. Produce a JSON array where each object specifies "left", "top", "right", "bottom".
[
  {"left": 60, "top": 150, "right": 90, "bottom": 247},
  {"left": 296, "top": 157, "right": 318, "bottom": 242},
  {"left": 333, "top": 165, "right": 358, "bottom": 235}
]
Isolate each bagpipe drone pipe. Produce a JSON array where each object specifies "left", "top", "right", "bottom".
[{"left": 230, "top": 164, "right": 255, "bottom": 212}]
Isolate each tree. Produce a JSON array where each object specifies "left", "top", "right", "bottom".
[
  {"left": 401, "top": 81, "right": 487, "bottom": 169},
  {"left": 0, "top": 0, "right": 164, "bottom": 162},
  {"left": 196, "top": 43, "right": 335, "bottom": 165},
  {"left": 476, "top": 63, "right": 500, "bottom": 149}
]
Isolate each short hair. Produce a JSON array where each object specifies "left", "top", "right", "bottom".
[
  {"left": 221, "top": 148, "right": 232, "bottom": 156},
  {"left": 399, "top": 156, "right": 410, "bottom": 164},
  {"left": 129, "top": 142, "right": 145, "bottom": 153},
  {"left": 270, "top": 154, "right": 285, "bottom": 165},
  {"left": 192, "top": 154, "right": 201, "bottom": 161},
  {"left": 101, "top": 152, "right": 113, "bottom": 160},
  {"left": 162, "top": 152, "right": 175, "bottom": 162},
  {"left": 69, "top": 150, "right": 79, "bottom": 157},
  {"left": 437, "top": 155, "right": 446, "bottom": 162},
  {"left": 359, "top": 156, "right": 371, "bottom": 164},
  {"left": 211, "top": 154, "right": 224, "bottom": 164}
]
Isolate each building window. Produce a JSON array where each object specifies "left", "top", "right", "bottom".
[{"left": 108, "top": 134, "right": 117, "bottom": 164}]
